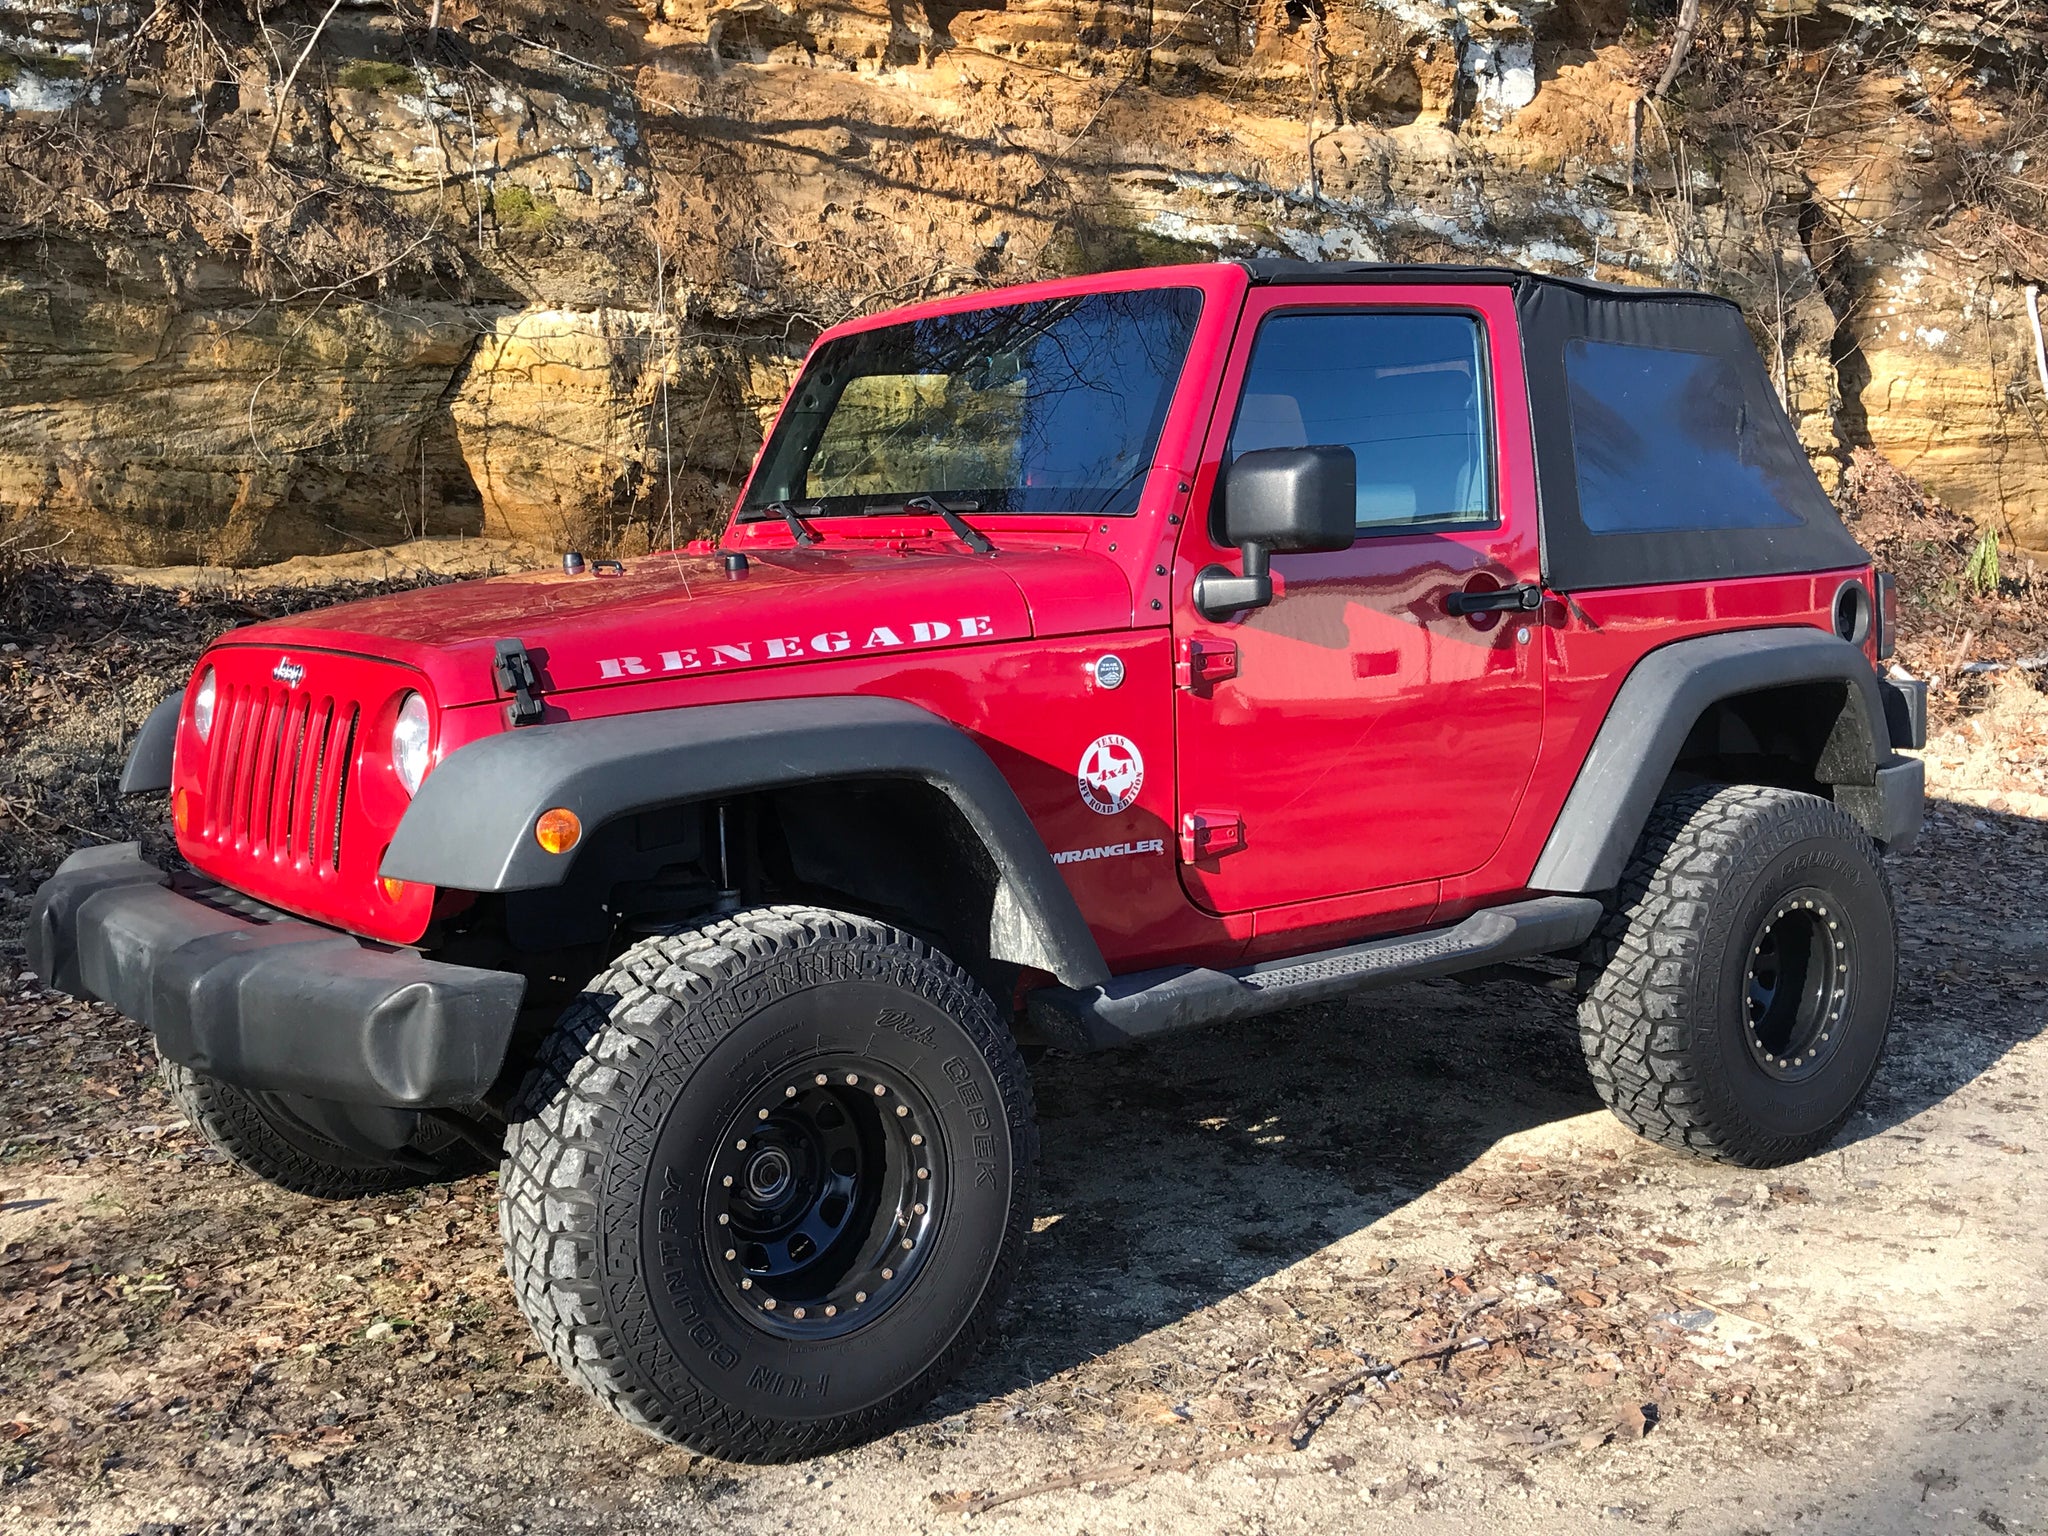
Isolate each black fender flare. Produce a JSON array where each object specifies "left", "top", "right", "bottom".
[
  {"left": 381, "top": 695, "right": 1111, "bottom": 989},
  {"left": 1529, "top": 627, "right": 1918, "bottom": 892},
  {"left": 119, "top": 691, "right": 184, "bottom": 794}
]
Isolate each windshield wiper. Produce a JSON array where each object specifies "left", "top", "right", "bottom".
[
  {"left": 751, "top": 499, "right": 820, "bottom": 546},
  {"left": 903, "top": 495, "right": 996, "bottom": 556}
]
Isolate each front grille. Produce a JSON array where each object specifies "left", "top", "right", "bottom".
[{"left": 200, "top": 682, "right": 361, "bottom": 874}]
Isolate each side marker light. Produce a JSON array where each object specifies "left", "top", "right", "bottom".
[{"left": 535, "top": 807, "right": 582, "bottom": 855}]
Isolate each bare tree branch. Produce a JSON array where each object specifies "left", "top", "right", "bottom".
[
  {"left": 1655, "top": 0, "right": 1702, "bottom": 98},
  {"left": 263, "top": 0, "right": 348, "bottom": 161}
]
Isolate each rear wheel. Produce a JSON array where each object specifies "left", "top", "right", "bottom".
[
  {"left": 499, "top": 905, "right": 1036, "bottom": 1461},
  {"left": 1576, "top": 784, "right": 1897, "bottom": 1167},
  {"left": 158, "top": 1057, "right": 486, "bottom": 1198}
]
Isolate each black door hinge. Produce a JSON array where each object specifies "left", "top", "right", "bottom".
[{"left": 494, "top": 638, "right": 546, "bottom": 726}]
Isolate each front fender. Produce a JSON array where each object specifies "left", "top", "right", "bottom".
[{"left": 381, "top": 695, "right": 1110, "bottom": 989}]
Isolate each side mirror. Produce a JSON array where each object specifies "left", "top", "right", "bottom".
[{"left": 1194, "top": 446, "right": 1357, "bottom": 620}]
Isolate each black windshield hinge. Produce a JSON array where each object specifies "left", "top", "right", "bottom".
[{"left": 494, "top": 638, "right": 546, "bottom": 727}]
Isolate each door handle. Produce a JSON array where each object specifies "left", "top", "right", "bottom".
[{"left": 1444, "top": 583, "right": 1543, "bottom": 617}]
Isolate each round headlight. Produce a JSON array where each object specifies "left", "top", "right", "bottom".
[
  {"left": 391, "top": 692, "right": 431, "bottom": 797},
  {"left": 192, "top": 667, "right": 217, "bottom": 741}
]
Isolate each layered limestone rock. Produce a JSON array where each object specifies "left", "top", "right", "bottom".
[{"left": 0, "top": 0, "right": 2042, "bottom": 563}]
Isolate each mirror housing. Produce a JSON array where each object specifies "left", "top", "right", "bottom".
[{"left": 1195, "top": 446, "right": 1357, "bottom": 620}]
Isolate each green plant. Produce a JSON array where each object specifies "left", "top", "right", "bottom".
[
  {"left": 1964, "top": 527, "right": 2001, "bottom": 596},
  {"left": 492, "top": 183, "right": 563, "bottom": 237},
  {"left": 336, "top": 59, "right": 421, "bottom": 94}
]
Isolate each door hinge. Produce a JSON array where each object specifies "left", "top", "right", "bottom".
[
  {"left": 494, "top": 638, "right": 546, "bottom": 727},
  {"left": 1180, "top": 810, "right": 1246, "bottom": 863},
  {"left": 1175, "top": 637, "right": 1239, "bottom": 690}
]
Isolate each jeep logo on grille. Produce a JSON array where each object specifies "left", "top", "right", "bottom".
[{"left": 272, "top": 657, "right": 305, "bottom": 686}]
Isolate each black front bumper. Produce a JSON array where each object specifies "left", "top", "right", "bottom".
[{"left": 27, "top": 844, "right": 526, "bottom": 1108}]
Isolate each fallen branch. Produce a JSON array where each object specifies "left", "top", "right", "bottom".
[
  {"left": 1665, "top": 1285, "right": 1801, "bottom": 1341},
  {"left": 1289, "top": 1332, "right": 1526, "bottom": 1449},
  {"left": 932, "top": 1332, "right": 1531, "bottom": 1517}
]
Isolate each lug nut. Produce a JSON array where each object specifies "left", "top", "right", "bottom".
[
  {"left": 793, "top": 1307, "right": 806, "bottom": 1319},
  {"left": 757, "top": 1108, "right": 770, "bottom": 1120},
  {"left": 881, "top": 1268, "right": 894, "bottom": 1281},
  {"left": 917, "top": 1168, "right": 929, "bottom": 1180},
  {"left": 914, "top": 1202, "right": 926, "bottom": 1215},
  {"left": 718, "top": 1213, "right": 730, "bottom": 1225},
  {"left": 855, "top": 1291, "right": 867, "bottom": 1303},
  {"left": 722, "top": 1176, "right": 734, "bottom": 1188},
  {"left": 902, "top": 1238, "right": 914, "bottom": 1250},
  {"left": 736, "top": 1139, "right": 748, "bottom": 1151},
  {"left": 741, "top": 1278, "right": 753, "bottom": 1290},
  {"left": 874, "top": 1084, "right": 887, "bottom": 1096},
  {"left": 763, "top": 1298, "right": 776, "bottom": 1310},
  {"left": 910, "top": 1134, "right": 924, "bottom": 1146},
  {"left": 895, "top": 1105, "right": 909, "bottom": 1118},
  {"left": 824, "top": 1305, "right": 838, "bottom": 1318},
  {"left": 815, "top": 1073, "right": 828, "bottom": 1085},
  {"left": 786, "top": 1085, "right": 798, "bottom": 1097},
  {"left": 845, "top": 1073, "right": 859, "bottom": 1085},
  {"left": 725, "top": 1249, "right": 737, "bottom": 1261}
]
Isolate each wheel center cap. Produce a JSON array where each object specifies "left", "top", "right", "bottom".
[{"left": 745, "top": 1146, "right": 794, "bottom": 1201}]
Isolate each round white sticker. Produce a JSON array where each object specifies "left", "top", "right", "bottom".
[{"left": 1078, "top": 734, "right": 1144, "bottom": 816}]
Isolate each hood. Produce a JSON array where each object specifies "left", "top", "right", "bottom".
[{"left": 221, "top": 545, "right": 1130, "bottom": 706}]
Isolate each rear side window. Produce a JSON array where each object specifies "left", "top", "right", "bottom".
[
  {"left": 1566, "top": 339, "right": 1803, "bottom": 534},
  {"left": 1228, "top": 311, "right": 1494, "bottom": 531}
]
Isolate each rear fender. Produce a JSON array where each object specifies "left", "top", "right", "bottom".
[
  {"left": 381, "top": 696, "right": 1110, "bottom": 989},
  {"left": 1530, "top": 628, "right": 1919, "bottom": 892}
]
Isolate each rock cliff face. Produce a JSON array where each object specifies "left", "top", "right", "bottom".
[{"left": 0, "top": 0, "right": 2043, "bottom": 565}]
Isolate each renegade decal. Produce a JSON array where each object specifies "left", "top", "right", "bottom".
[
  {"left": 597, "top": 614, "right": 995, "bottom": 680},
  {"left": 1078, "top": 734, "right": 1144, "bottom": 816},
  {"left": 1052, "top": 838, "right": 1165, "bottom": 865}
]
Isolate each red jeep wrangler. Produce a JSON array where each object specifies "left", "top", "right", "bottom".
[{"left": 30, "top": 261, "right": 1926, "bottom": 1460}]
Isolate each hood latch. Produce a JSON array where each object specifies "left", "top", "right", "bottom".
[{"left": 494, "top": 638, "right": 546, "bottom": 727}]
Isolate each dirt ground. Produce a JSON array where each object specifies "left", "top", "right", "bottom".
[{"left": 3, "top": 568, "right": 2047, "bottom": 1536}]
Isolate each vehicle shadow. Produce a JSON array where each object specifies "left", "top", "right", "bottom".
[{"left": 936, "top": 791, "right": 2048, "bottom": 1417}]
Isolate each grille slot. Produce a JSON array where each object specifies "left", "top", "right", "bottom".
[{"left": 195, "top": 681, "right": 362, "bottom": 876}]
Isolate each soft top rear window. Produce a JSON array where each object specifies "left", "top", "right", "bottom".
[
  {"left": 743, "top": 288, "right": 1203, "bottom": 518},
  {"left": 1566, "top": 339, "right": 1802, "bottom": 535}
]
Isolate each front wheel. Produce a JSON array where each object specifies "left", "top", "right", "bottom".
[
  {"left": 499, "top": 906, "right": 1037, "bottom": 1461},
  {"left": 1577, "top": 784, "right": 1898, "bottom": 1167}
]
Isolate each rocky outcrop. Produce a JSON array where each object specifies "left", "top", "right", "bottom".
[{"left": 0, "top": 0, "right": 2043, "bottom": 564}]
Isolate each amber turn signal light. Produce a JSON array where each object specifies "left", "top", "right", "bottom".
[
  {"left": 171, "top": 788, "right": 193, "bottom": 836},
  {"left": 380, "top": 875, "right": 408, "bottom": 901},
  {"left": 535, "top": 807, "right": 582, "bottom": 855}
]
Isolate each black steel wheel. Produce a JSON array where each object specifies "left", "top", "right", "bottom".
[
  {"left": 705, "top": 1058, "right": 942, "bottom": 1337},
  {"left": 1742, "top": 889, "right": 1852, "bottom": 1083},
  {"left": 500, "top": 906, "right": 1036, "bottom": 1461},
  {"left": 1578, "top": 784, "right": 1897, "bottom": 1167}
]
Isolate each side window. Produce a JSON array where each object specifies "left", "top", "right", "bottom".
[
  {"left": 1564, "top": 339, "right": 1803, "bottom": 534},
  {"left": 1227, "top": 311, "right": 1495, "bottom": 531}
]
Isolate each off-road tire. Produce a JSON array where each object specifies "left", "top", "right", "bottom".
[
  {"left": 499, "top": 905, "right": 1037, "bottom": 1462},
  {"left": 1577, "top": 784, "right": 1897, "bottom": 1168},
  {"left": 157, "top": 1057, "right": 463, "bottom": 1199}
]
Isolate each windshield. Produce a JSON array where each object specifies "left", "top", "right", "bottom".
[{"left": 742, "top": 287, "right": 1203, "bottom": 518}]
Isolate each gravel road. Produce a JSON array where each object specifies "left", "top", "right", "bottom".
[{"left": 4, "top": 689, "right": 2045, "bottom": 1536}]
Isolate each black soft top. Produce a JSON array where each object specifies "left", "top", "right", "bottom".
[{"left": 1235, "top": 260, "right": 1868, "bottom": 592}]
